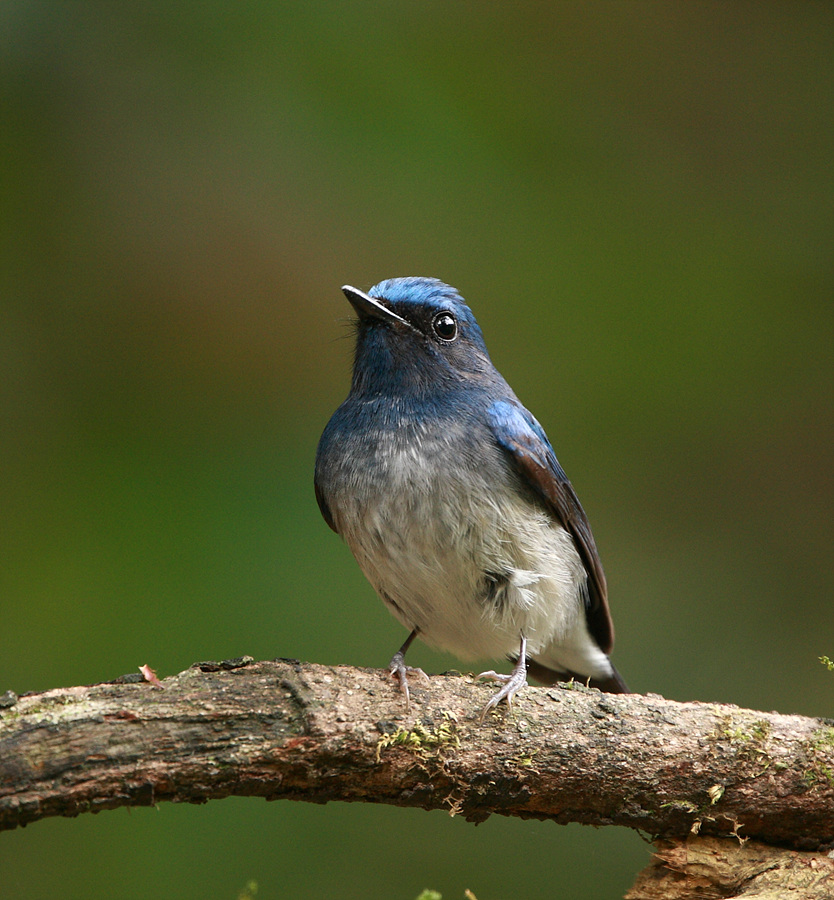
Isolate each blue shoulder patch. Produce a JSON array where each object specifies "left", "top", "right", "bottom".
[{"left": 488, "top": 399, "right": 565, "bottom": 481}]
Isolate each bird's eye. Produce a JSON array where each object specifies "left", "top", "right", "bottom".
[{"left": 432, "top": 312, "right": 458, "bottom": 342}]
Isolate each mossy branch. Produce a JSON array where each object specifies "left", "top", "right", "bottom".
[{"left": 1, "top": 658, "right": 832, "bottom": 856}]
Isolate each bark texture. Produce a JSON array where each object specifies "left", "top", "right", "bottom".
[{"left": 627, "top": 836, "right": 834, "bottom": 899}]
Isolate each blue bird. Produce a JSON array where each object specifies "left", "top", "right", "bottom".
[{"left": 315, "top": 277, "right": 627, "bottom": 715}]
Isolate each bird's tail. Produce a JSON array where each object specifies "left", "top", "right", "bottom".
[{"left": 525, "top": 657, "right": 629, "bottom": 694}]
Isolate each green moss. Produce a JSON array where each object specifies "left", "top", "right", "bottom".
[
  {"left": 720, "top": 717, "right": 771, "bottom": 745},
  {"left": 511, "top": 748, "right": 540, "bottom": 768},
  {"left": 804, "top": 726, "right": 834, "bottom": 787},
  {"left": 375, "top": 712, "right": 461, "bottom": 762},
  {"left": 712, "top": 715, "right": 773, "bottom": 775},
  {"left": 811, "top": 725, "right": 834, "bottom": 749},
  {"left": 660, "top": 799, "right": 700, "bottom": 814}
]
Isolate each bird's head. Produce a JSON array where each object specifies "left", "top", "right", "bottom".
[{"left": 342, "top": 277, "right": 495, "bottom": 396}]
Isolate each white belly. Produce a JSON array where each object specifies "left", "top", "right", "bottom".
[{"left": 333, "top": 437, "right": 590, "bottom": 665}]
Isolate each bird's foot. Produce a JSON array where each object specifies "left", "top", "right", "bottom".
[
  {"left": 477, "top": 656, "right": 528, "bottom": 721},
  {"left": 389, "top": 651, "right": 430, "bottom": 709}
]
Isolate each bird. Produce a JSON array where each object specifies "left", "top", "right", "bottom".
[{"left": 314, "top": 277, "right": 627, "bottom": 716}]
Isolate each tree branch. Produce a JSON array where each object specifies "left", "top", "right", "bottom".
[
  {"left": 2, "top": 658, "right": 832, "bottom": 855},
  {"left": 626, "top": 835, "right": 834, "bottom": 899}
]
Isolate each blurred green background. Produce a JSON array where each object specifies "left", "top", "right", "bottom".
[{"left": 1, "top": 2, "right": 832, "bottom": 898}]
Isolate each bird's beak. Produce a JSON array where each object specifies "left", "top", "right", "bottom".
[{"left": 342, "top": 285, "right": 411, "bottom": 328}]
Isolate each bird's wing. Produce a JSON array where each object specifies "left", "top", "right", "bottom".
[
  {"left": 487, "top": 398, "right": 614, "bottom": 653},
  {"left": 314, "top": 480, "right": 338, "bottom": 533}
]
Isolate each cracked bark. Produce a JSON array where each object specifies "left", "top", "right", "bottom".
[{"left": 2, "top": 658, "right": 833, "bottom": 898}]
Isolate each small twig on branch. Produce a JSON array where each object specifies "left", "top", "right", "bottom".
[{"left": 1, "top": 658, "right": 832, "bottom": 853}]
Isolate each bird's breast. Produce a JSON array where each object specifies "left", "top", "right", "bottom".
[
  {"left": 316, "top": 407, "right": 587, "bottom": 661},
  {"left": 324, "top": 415, "right": 482, "bottom": 541}
]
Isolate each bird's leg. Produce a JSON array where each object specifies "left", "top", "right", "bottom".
[
  {"left": 388, "top": 629, "right": 429, "bottom": 708},
  {"left": 477, "top": 634, "right": 529, "bottom": 719}
]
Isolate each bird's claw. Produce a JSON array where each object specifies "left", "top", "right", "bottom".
[
  {"left": 477, "top": 660, "right": 528, "bottom": 721},
  {"left": 389, "top": 652, "right": 429, "bottom": 709}
]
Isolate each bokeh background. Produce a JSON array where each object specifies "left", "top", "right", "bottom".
[{"left": 2, "top": 3, "right": 832, "bottom": 898}]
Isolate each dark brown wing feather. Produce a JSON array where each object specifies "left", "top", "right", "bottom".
[{"left": 487, "top": 399, "right": 615, "bottom": 655}]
